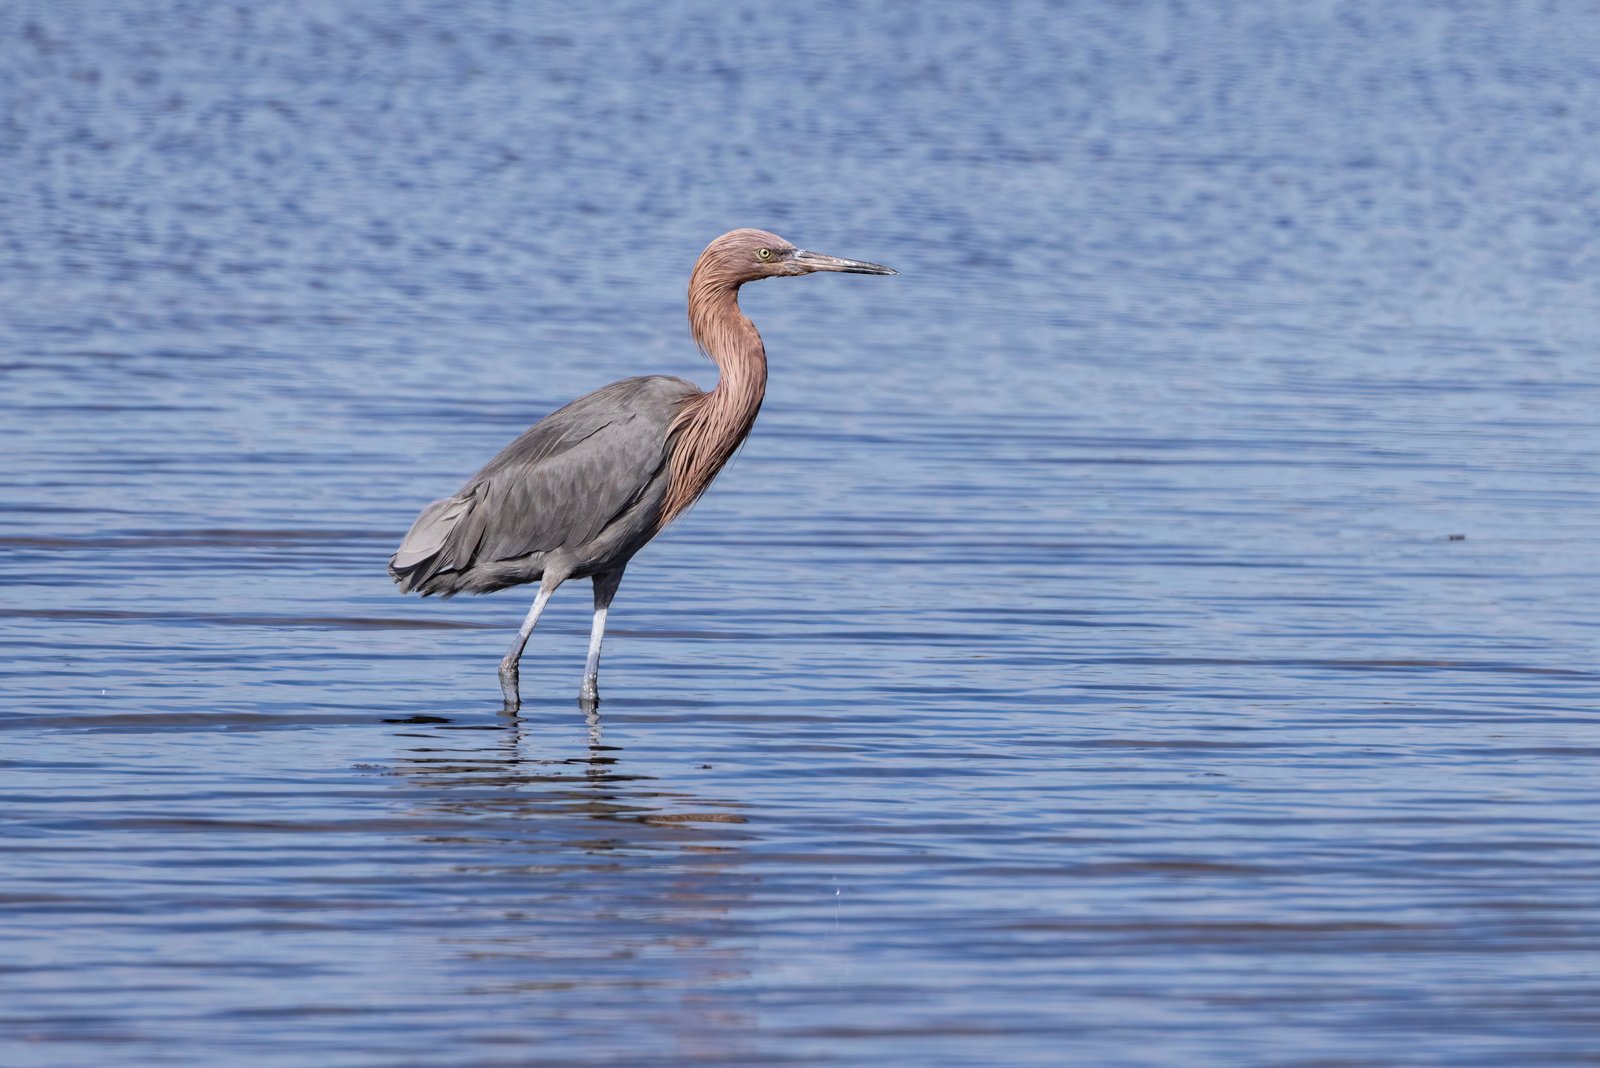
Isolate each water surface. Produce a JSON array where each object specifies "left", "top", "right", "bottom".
[{"left": 3, "top": 2, "right": 1599, "bottom": 1065}]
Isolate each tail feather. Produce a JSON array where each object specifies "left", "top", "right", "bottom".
[{"left": 388, "top": 495, "right": 469, "bottom": 594}]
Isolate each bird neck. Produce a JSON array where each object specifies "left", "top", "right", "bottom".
[
  {"left": 691, "top": 284, "right": 769, "bottom": 415},
  {"left": 661, "top": 283, "right": 769, "bottom": 527}
]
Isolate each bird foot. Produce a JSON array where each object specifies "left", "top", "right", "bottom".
[
  {"left": 578, "top": 670, "right": 601, "bottom": 708},
  {"left": 499, "top": 661, "right": 522, "bottom": 711}
]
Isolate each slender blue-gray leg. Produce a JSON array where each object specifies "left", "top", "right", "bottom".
[
  {"left": 499, "top": 584, "right": 553, "bottom": 710},
  {"left": 580, "top": 569, "right": 624, "bottom": 706}
]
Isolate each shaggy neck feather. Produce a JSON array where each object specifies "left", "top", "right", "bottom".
[{"left": 660, "top": 271, "right": 768, "bottom": 527}]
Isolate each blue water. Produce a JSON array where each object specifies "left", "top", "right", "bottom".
[{"left": 4, "top": 2, "right": 1599, "bottom": 1065}]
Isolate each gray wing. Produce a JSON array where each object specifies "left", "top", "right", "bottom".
[{"left": 390, "top": 375, "right": 699, "bottom": 595}]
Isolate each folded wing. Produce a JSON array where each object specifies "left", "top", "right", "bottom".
[{"left": 389, "top": 375, "right": 699, "bottom": 595}]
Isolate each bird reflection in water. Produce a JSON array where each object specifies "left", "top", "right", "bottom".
[{"left": 384, "top": 703, "right": 758, "bottom": 1061}]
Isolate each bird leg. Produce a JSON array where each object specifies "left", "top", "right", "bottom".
[
  {"left": 580, "top": 569, "right": 623, "bottom": 707},
  {"left": 500, "top": 585, "right": 553, "bottom": 711}
]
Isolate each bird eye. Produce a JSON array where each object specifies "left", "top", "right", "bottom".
[{"left": 756, "top": 248, "right": 773, "bottom": 262}]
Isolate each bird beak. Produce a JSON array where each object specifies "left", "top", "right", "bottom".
[{"left": 792, "top": 249, "right": 898, "bottom": 275}]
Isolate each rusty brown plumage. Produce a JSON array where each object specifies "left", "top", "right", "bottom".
[{"left": 658, "top": 228, "right": 782, "bottom": 527}]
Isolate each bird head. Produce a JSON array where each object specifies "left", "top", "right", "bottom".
[{"left": 695, "top": 228, "right": 897, "bottom": 286}]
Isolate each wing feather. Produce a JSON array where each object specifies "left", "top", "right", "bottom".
[{"left": 389, "top": 376, "right": 698, "bottom": 594}]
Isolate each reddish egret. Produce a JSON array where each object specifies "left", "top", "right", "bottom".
[{"left": 389, "top": 228, "right": 896, "bottom": 709}]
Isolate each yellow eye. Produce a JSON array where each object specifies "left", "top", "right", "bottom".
[{"left": 756, "top": 247, "right": 773, "bottom": 262}]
